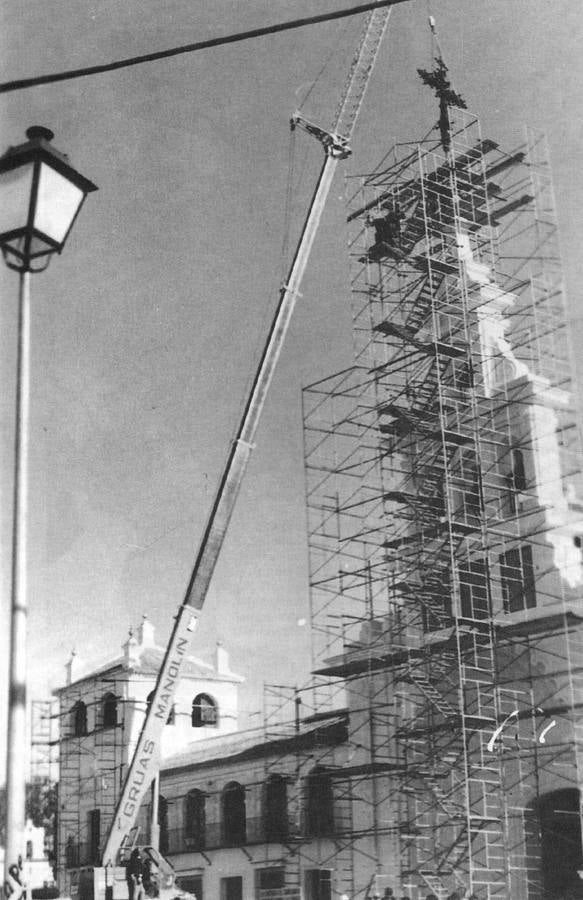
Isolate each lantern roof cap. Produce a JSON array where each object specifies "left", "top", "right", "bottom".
[
  {"left": 0, "top": 126, "right": 97, "bottom": 194},
  {"left": 26, "top": 126, "right": 54, "bottom": 142}
]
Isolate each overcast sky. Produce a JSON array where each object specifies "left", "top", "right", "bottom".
[{"left": 1, "top": 0, "right": 582, "bottom": 774}]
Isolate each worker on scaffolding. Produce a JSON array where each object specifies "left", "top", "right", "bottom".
[{"left": 363, "top": 201, "right": 405, "bottom": 262}]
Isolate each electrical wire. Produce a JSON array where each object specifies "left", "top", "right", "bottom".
[
  {"left": 296, "top": 16, "right": 354, "bottom": 115},
  {"left": 0, "top": 0, "right": 410, "bottom": 95}
]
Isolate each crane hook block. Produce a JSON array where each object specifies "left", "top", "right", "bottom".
[{"left": 290, "top": 112, "right": 351, "bottom": 159}]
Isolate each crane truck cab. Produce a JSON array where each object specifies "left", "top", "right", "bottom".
[{"left": 75, "top": 848, "right": 195, "bottom": 900}]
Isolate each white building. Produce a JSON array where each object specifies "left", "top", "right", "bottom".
[
  {"left": 0, "top": 820, "right": 55, "bottom": 893},
  {"left": 138, "top": 711, "right": 349, "bottom": 900},
  {"left": 54, "top": 618, "right": 353, "bottom": 900},
  {"left": 54, "top": 617, "right": 243, "bottom": 897}
]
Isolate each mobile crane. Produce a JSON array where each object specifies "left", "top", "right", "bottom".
[{"left": 79, "top": 3, "right": 408, "bottom": 899}]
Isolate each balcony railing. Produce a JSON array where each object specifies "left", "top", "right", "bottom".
[
  {"left": 163, "top": 815, "right": 340, "bottom": 855},
  {"left": 164, "top": 818, "right": 289, "bottom": 854},
  {"left": 65, "top": 815, "right": 340, "bottom": 866},
  {"left": 65, "top": 842, "right": 99, "bottom": 868}
]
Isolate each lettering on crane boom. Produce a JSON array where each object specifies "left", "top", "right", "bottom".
[
  {"left": 106, "top": 613, "right": 197, "bottom": 860},
  {"left": 122, "top": 639, "right": 189, "bottom": 817},
  {"left": 122, "top": 738, "right": 157, "bottom": 817},
  {"left": 154, "top": 637, "right": 189, "bottom": 720}
]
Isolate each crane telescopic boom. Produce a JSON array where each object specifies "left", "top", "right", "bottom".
[{"left": 101, "top": 1, "right": 400, "bottom": 868}]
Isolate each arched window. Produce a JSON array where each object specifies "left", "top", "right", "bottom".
[
  {"left": 71, "top": 701, "right": 87, "bottom": 737},
  {"left": 305, "top": 768, "right": 334, "bottom": 836},
  {"left": 499, "top": 544, "right": 536, "bottom": 613},
  {"left": 65, "top": 836, "right": 77, "bottom": 868},
  {"left": 506, "top": 446, "right": 527, "bottom": 514},
  {"left": 159, "top": 795, "right": 169, "bottom": 856},
  {"left": 146, "top": 690, "right": 175, "bottom": 725},
  {"left": 88, "top": 809, "right": 100, "bottom": 864},
  {"left": 511, "top": 448, "right": 527, "bottom": 493},
  {"left": 538, "top": 788, "right": 583, "bottom": 898},
  {"left": 184, "top": 789, "right": 206, "bottom": 850},
  {"left": 192, "top": 693, "right": 218, "bottom": 728},
  {"left": 102, "top": 693, "right": 118, "bottom": 728},
  {"left": 264, "top": 774, "right": 288, "bottom": 841},
  {"left": 222, "top": 782, "right": 246, "bottom": 846}
]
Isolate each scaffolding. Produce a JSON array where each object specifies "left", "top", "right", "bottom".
[
  {"left": 261, "top": 684, "right": 356, "bottom": 900},
  {"left": 302, "top": 107, "right": 583, "bottom": 900},
  {"left": 30, "top": 699, "right": 59, "bottom": 785},
  {"left": 49, "top": 102, "right": 583, "bottom": 900},
  {"left": 56, "top": 673, "right": 129, "bottom": 892},
  {"left": 30, "top": 699, "right": 59, "bottom": 863}
]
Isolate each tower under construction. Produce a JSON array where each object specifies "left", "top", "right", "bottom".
[
  {"left": 302, "top": 95, "right": 583, "bottom": 900},
  {"left": 49, "top": 47, "right": 583, "bottom": 900}
]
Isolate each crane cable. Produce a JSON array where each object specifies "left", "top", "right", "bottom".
[
  {"left": 280, "top": 126, "right": 297, "bottom": 284},
  {"left": 427, "top": 9, "right": 462, "bottom": 99},
  {"left": 0, "top": 0, "right": 409, "bottom": 95},
  {"left": 235, "top": 7, "right": 385, "bottom": 440},
  {"left": 280, "top": 15, "right": 355, "bottom": 280},
  {"left": 295, "top": 17, "right": 354, "bottom": 116},
  {"left": 428, "top": 5, "right": 443, "bottom": 61}
]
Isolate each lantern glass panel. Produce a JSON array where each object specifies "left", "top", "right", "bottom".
[
  {"left": 34, "top": 164, "right": 85, "bottom": 244},
  {"left": 0, "top": 163, "right": 34, "bottom": 238}
]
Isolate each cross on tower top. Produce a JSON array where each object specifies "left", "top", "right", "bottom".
[{"left": 418, "top": 57, "right": 467, "bottom": 153}]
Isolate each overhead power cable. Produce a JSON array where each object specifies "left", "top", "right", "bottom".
[{"left": 0, "top": 0, "right": 409, "bottom": 95}]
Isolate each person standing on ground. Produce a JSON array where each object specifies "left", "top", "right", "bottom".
[{"left": 126, "top": 848, "right": 145, "bottom": 900}]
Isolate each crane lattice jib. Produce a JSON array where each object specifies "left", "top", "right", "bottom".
[
  {"left": 333, "top": 7, "right": 392, "bottom": 141},
  {"left": 101, "top": 2, "right": 400, "bottom": 870}
]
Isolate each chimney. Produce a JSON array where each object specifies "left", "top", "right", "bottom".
[
  {"left": 215, "top": 641, "right": 230, "bottom": 675},
  {"left": 123, "top": 628, "right": 141, "bottom": 667},
  {"left": 65, "top": 649, "right": 80, "bottom": 686},
  {"left": 138, "top": 614, "right": 155, "bottom": 648}
]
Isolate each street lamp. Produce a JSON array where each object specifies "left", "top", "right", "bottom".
[
  {"left": 0, "top": 126, "right": 97, "bottom": 273},
  {"left": 0, "top": 127, "right": 97, "bottom": 899}
]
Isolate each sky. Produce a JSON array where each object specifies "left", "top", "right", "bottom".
[{"left": 0, "top": 0, "right": 582, "bottom": 776}]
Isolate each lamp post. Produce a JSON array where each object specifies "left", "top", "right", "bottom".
[{"left": 0, "top": 127, "right": 97, "bottom": 898}]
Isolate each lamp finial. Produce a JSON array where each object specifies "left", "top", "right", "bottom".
[{"left": 26, "top": 126, "right": 54, "bottom": 142}]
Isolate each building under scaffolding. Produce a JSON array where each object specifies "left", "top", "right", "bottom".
[
  {"left": 54, "top": 621, "right": 243, "bottom": 897},
  {"left": 52, "top": 101, "right": 583, "bottom": 900},
  {"left": 302, "top": 105, "right": 583, "bottom": 899}
]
